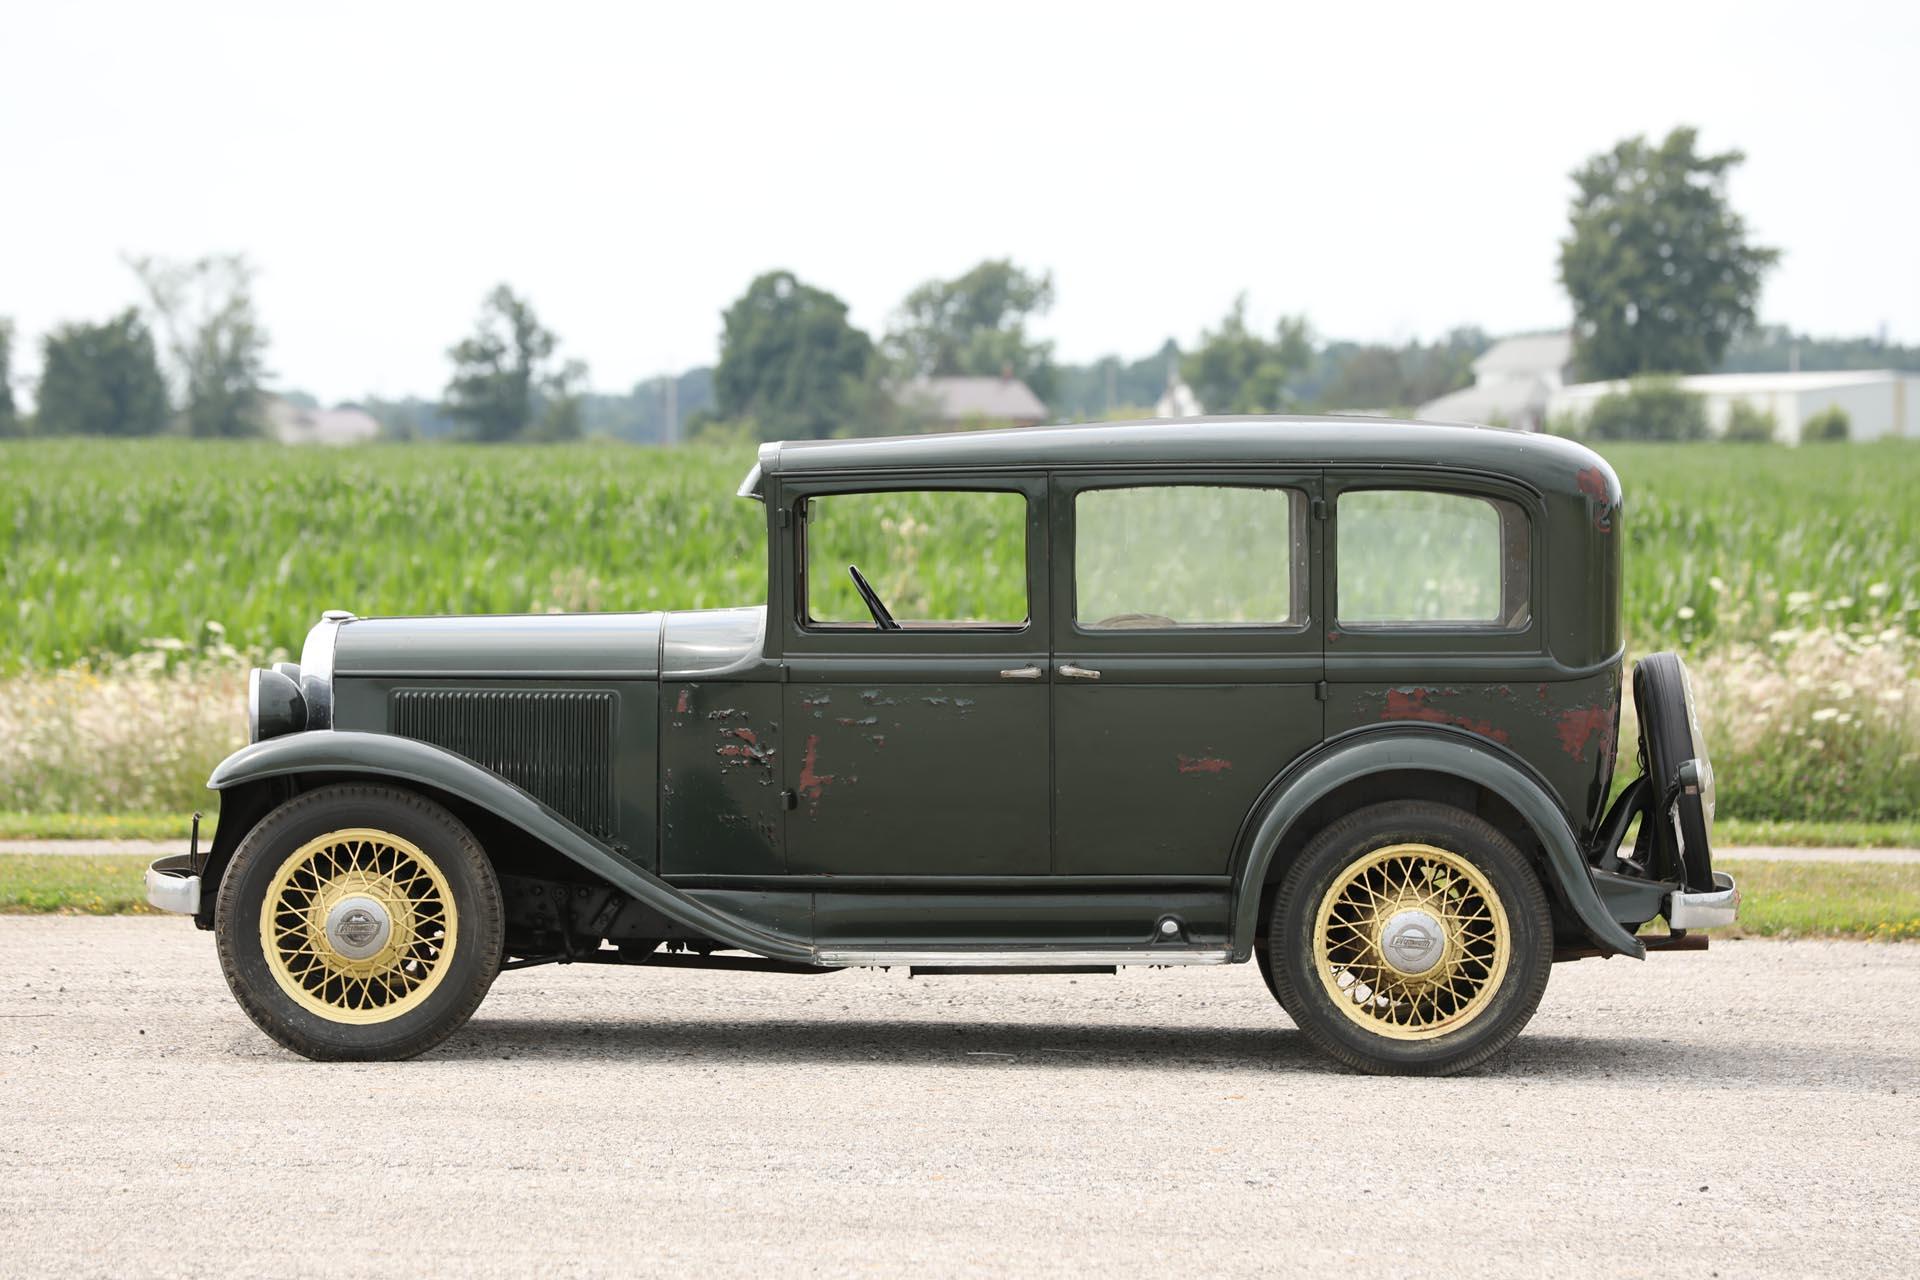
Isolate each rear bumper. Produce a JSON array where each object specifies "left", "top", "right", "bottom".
[
  {"left": 1666, "top": 871, "right": 1738, "bottom": 929},
  {"left": 145, "top": 853, "right": 201, "bottom": 915}
]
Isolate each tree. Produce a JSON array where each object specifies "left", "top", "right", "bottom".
[
  {"left": 1802, "top": 405, "right": 1850, "bottom": 442},
  {"left": 0, "top": 319, "right": 18, "bottom": 436},
  {"left": 886, "top": 259, "right": 1057, "bottom": 401},
  {"left": 35, "top": 310, "right": 171, "bottom": 436},
  {"left": 1582, "top": 378, "right": 1708, "bottom": 442},
  {"left": 1559, "top": 127, "right": 1779, "bottom": 381},
  {"left": 128, "top": 253, "right": 272, "bottom": 437},
  {"left": 714, "top": 271, "right": 876, "bottom": 440},
  {"left": 443, "top": 285, "right": 584, "bottom": 442},
  {"left": 1180, "top": 295, "right": 1312, "bottom": 414}
]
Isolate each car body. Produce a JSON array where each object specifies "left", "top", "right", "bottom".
[{"left": 149, "top": 417, "right": 1737, "bottom": 1073}]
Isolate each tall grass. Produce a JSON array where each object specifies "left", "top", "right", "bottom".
[{"left": 3, "top": 438, "right": 1916, "bottom": 668}]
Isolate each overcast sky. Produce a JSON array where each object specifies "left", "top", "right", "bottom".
[{"left": 4, "top": 0, "right": 1915, "bottom": 404}]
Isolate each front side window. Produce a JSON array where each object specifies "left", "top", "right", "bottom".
[
  {"left": 1337, "top": 489, "right": 1531, "bottom": 627},
  {"left": 804, "top": 490, "right": 1027, "bottom": 628},
  {"left": 1074, "top": 485, "right": 1305, "bottom": 629}
]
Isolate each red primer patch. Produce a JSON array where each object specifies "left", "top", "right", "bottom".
[
  {"left": 797, "top": 734, "right": 836, "bottom": 803},
  {"left": 1177, "top": 755, "right": 1233, "bottom": 775},
  {"left": 674, "top": 688, "right": 691, "bottom": 715},
  {"left": 1575, "top": 466, "right": 1615, "bottom": 532},
  {"left": 1555, "top": 706, "right": 1616, "bottom": 762},
  {"left": 1380, "top": 688, "right": 1510, "bottom": 744}
]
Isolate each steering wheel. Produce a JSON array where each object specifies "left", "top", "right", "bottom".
[{"left": 847, "top": 564, "right": 899, "bottom": 631}]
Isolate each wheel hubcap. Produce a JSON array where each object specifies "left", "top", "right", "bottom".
[
  {"left": 1312, "top": 842, "right": 1510, "bottom": 1041},
  {"left": 258, "top": 827, "right": 458, "bottom": 1025}
]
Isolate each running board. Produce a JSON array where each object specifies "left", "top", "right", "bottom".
[{"left": 814, "top": 948, "right": 1231, "bottom": 970}]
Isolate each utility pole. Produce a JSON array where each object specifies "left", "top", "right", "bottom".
[{"left": 663, "top": 365, "right": 678, "bottom": 445}]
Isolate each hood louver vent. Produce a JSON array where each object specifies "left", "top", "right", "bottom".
[{"left": 390, "top": 689, "right": 617, "bottom": 840}]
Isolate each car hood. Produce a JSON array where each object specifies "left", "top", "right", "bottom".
[{"left": 333, "top": 612, "right": 667, "bottom": 679}]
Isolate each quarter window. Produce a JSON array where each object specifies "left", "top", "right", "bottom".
[
  {"left": 803, "top": 490, "right": 1028, "bottom": 628},
  {"left": 1074, "top": 485, "right": 1305, "bottom": 629},
  {"left": 1336, "top": 490, "right": 1531, "bottom": 627}
]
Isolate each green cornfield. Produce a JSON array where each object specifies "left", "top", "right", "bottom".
[{"left": 1, "top": 436, "right": 1915, "bottom": 670}]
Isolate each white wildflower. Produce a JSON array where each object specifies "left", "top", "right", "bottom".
[
  {"left": 1867, "top": 582, "right": 1890, "bottom": 599},
  {"left": 1810, "top": 707, "right": 1840, "bottom": 722},
  {"left": 1677, "top": 606, "right": 1696, "bottom": 621}
]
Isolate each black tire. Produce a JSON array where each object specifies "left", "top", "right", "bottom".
[
  {"left": 1266, "top": 800, "right": 1553, "bottom": 1076},
  {"left": 1633, "top": 652, "right": 1715, "bottom": 890},
  {"left": 214, "top": 783, "right": 504, "bottom": 1061}
]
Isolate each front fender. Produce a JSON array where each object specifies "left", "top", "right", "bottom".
[
  {"left": 207, "top": 731, "right": 817, "bottom": 964},
  {"left": 1228, "top": 727, "right": 1644, "bottom": 962}
]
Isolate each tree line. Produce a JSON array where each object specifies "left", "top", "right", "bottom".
[{"left": 5, "top": 127, "right": 1911, "bottom": 444}]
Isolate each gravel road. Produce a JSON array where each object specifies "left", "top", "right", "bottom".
[{"left": 2, "top": 919, "right": 1914, "bottom": 1277}]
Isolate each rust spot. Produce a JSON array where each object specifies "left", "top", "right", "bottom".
[
  {"left": 866, "top": 734, "right": 887, "bottom": 749},
  {"left": 797, "top": 734, "right": 836, "bottom": 805},
  {"left": 834, "top": 715, "right": 879, "bottom": 727},
  {"left": 674, "top": 688, "right": 691, "bottom": 715},
  {"left": 1555, "top": 706, "right": 1617, "bottom": 763},
  {"left": 1576, "top": 466, "right": 1615, "bottom": 533},
  {"left": 730, "top": 727, "right": 760, "bottom": 747},
  {"left": 801, "top": 693, "right": 831, "bottom": 708},
  {"left": 1380, "top": 687, "right": 1510, "bottom": 744},
  {"left": 1177, "top": 755, "right": 1233, "bottom": 775}
]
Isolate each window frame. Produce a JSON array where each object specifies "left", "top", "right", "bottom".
[
  {"left": 779, "top": 472, "right": 1050, "bottom": 657},
  {"left": 1326, "top": 471, "right": 1544, "bottom": 653},
  {"left": 1050, "top": 469, "right": 1322, "bottom": 656}
]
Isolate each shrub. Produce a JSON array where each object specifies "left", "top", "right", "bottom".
[
  {"left": 1583, "top": 377, "right": 1708, "bottom": 442},
  {"left": 1722, "top": 400, "right": 1777, "bottom": 443},
  {"left": 1803, "top": 404, "right": 1850, "bottom": 442}
]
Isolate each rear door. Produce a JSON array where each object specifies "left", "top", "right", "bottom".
[{"left": 1048, "top": 472, "right": 1325, "bottom": 876}]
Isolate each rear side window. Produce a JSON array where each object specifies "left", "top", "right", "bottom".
[
  {"left": 1337, "top": 490, "right": 1531, "bottom": 628},
  {"left": 1074, "top": 485, "right": 1305, "bottom": 628}
]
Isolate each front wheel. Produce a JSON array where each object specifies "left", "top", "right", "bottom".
[
  {"left": 1267, "top": 801, "right": 1552, "bottom": 1076},
  {"left": 214, "top": 783, "right": 504, "bottom": 1061}
]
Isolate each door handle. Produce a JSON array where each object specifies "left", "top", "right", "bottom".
[
  {"left": 999, "top": 665, "right": 1044, "bottom": 680},
  {"left": 1058, "top": 664, "right": 1102, "bottom": 680}
]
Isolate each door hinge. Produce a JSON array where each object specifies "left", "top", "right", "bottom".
[
  {"left": 778, "top": 507, "right": 792, "bottom": 528},
  {"left": 1315, "top": 680, "right": 1329, "bottom": 702},
  {"left": 780, "top": 788, "right": 798, "bottom": 811},
  {"left": 1311, "top": 497, "right": 1328, "bottom": 521}
]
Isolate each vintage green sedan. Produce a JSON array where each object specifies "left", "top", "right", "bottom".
[{"left": 147, "top": 418, "right": 1735, "bottom": 1074}]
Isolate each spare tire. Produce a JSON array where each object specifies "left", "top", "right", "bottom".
[{"left": 1632, "top": 652, "right": 1718, "bottom": 891}]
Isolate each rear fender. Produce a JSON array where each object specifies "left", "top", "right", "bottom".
[
  {"left": 1228, "top": 726, "right": 1644, "bottom": 961},
  {"left": 206, "top": 731, "right": 816, "bottom": 963}
]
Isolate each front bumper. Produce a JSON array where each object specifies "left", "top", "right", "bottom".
[
  {"left": 1666, "top": 871, "right": 1739, "bottom": 929},
  {"left": 145, "top": 853, "right": 201, "bottom": 915}
]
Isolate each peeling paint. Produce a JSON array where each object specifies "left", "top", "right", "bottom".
[
  {"left": 801, "top": 693, "right": 832, "bottom": 708},
  {"left": 1555, "top": 705, "right": 1617, "bottom": 763},
  {"left": 1176, "top": 754, "right": 1233, "bottom": 775},
  {"left": 1576, "top": 466, "right": 1615, "bottom": 533},
  {"left": 835, "top": 715, "right": 880, "bottom": 727},
  {"left": 1379, "top": 687, "right": 1511, "bottom": 744},
  {"left": 674, "top": 688, "right": 691, "bottom": 715},
  {"left": 865, "top": 733, "right": 887, "bottom": 750},
  {"left": 797, "top": 734, "right": 836, "bottom": 805}
]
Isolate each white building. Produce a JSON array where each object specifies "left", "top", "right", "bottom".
[
  {"left": 1417, "top": 333, "right": 1571, "bottom": 432},
  {"left": 1548, "top": 369, "right": 1916, "bottom": 443},
  {"left": 266, "top": 396, "right": 382, "bottom": 445}
]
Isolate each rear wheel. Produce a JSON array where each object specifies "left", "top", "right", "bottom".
[
  {"left": 1267, "top": 800, "right": 1552, "bottom": 1075},
  {"left": 214, "top": 783, "right": 504, "bottom": 1061}
]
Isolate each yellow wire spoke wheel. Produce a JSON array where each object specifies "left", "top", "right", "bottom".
[
  {"left": 1312, "top": 842, "right": 1510, "bottom": 1041},
  {"left": 258, "top": 827, "right": 459, "bottom": 1025}
]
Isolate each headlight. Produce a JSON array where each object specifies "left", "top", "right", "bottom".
[
  {"left": 1677, "top": 660, "right": 1715, "bottom": 839},
  {"left": 248, "top": 666, "right": 307, "bottom": 742}
]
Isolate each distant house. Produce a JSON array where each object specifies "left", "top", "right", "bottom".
[
  {"left": 1155, "top": 370, "right": 1204, "bottom": 419},
  {"left": 266, "top": 396, "right": 381, "bottom": 445},
  {"left": 1549, "top": 369, "right": 1917, "bottom": 444},
  {"left": 902, "top": 375, "right": 1048, "bottom": 429},
  {"left": 1417, "top": 333, "right": 1571, "bottom": 431}
]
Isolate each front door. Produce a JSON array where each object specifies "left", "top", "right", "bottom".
[
  {"left": 780, "top": 476, "right": 1051, "bottom": 876},
  {"left": 1049, "top": 472, "right": 1325, "bottom": 876}
]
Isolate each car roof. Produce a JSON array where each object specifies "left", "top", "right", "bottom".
[{"left": 743, "top": 415, "right": 1612, "bottom": 499}]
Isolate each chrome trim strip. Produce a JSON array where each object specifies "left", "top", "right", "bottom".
[
  {"left": 814, "top": 948, "right": 1232, "bottom": 969},
  {"left": 1666, "top": 871, "right": 1738, "bottom": 929},
  {"left": 144, "top": 862, "right": 201, "bottom": 915},
  {"left": 297, "top": 611, "right": 352, "bottom": 730}
]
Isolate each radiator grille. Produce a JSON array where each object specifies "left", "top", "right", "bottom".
[{"left": 390, "top": 689, "right": 617, "bottom": 839}]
